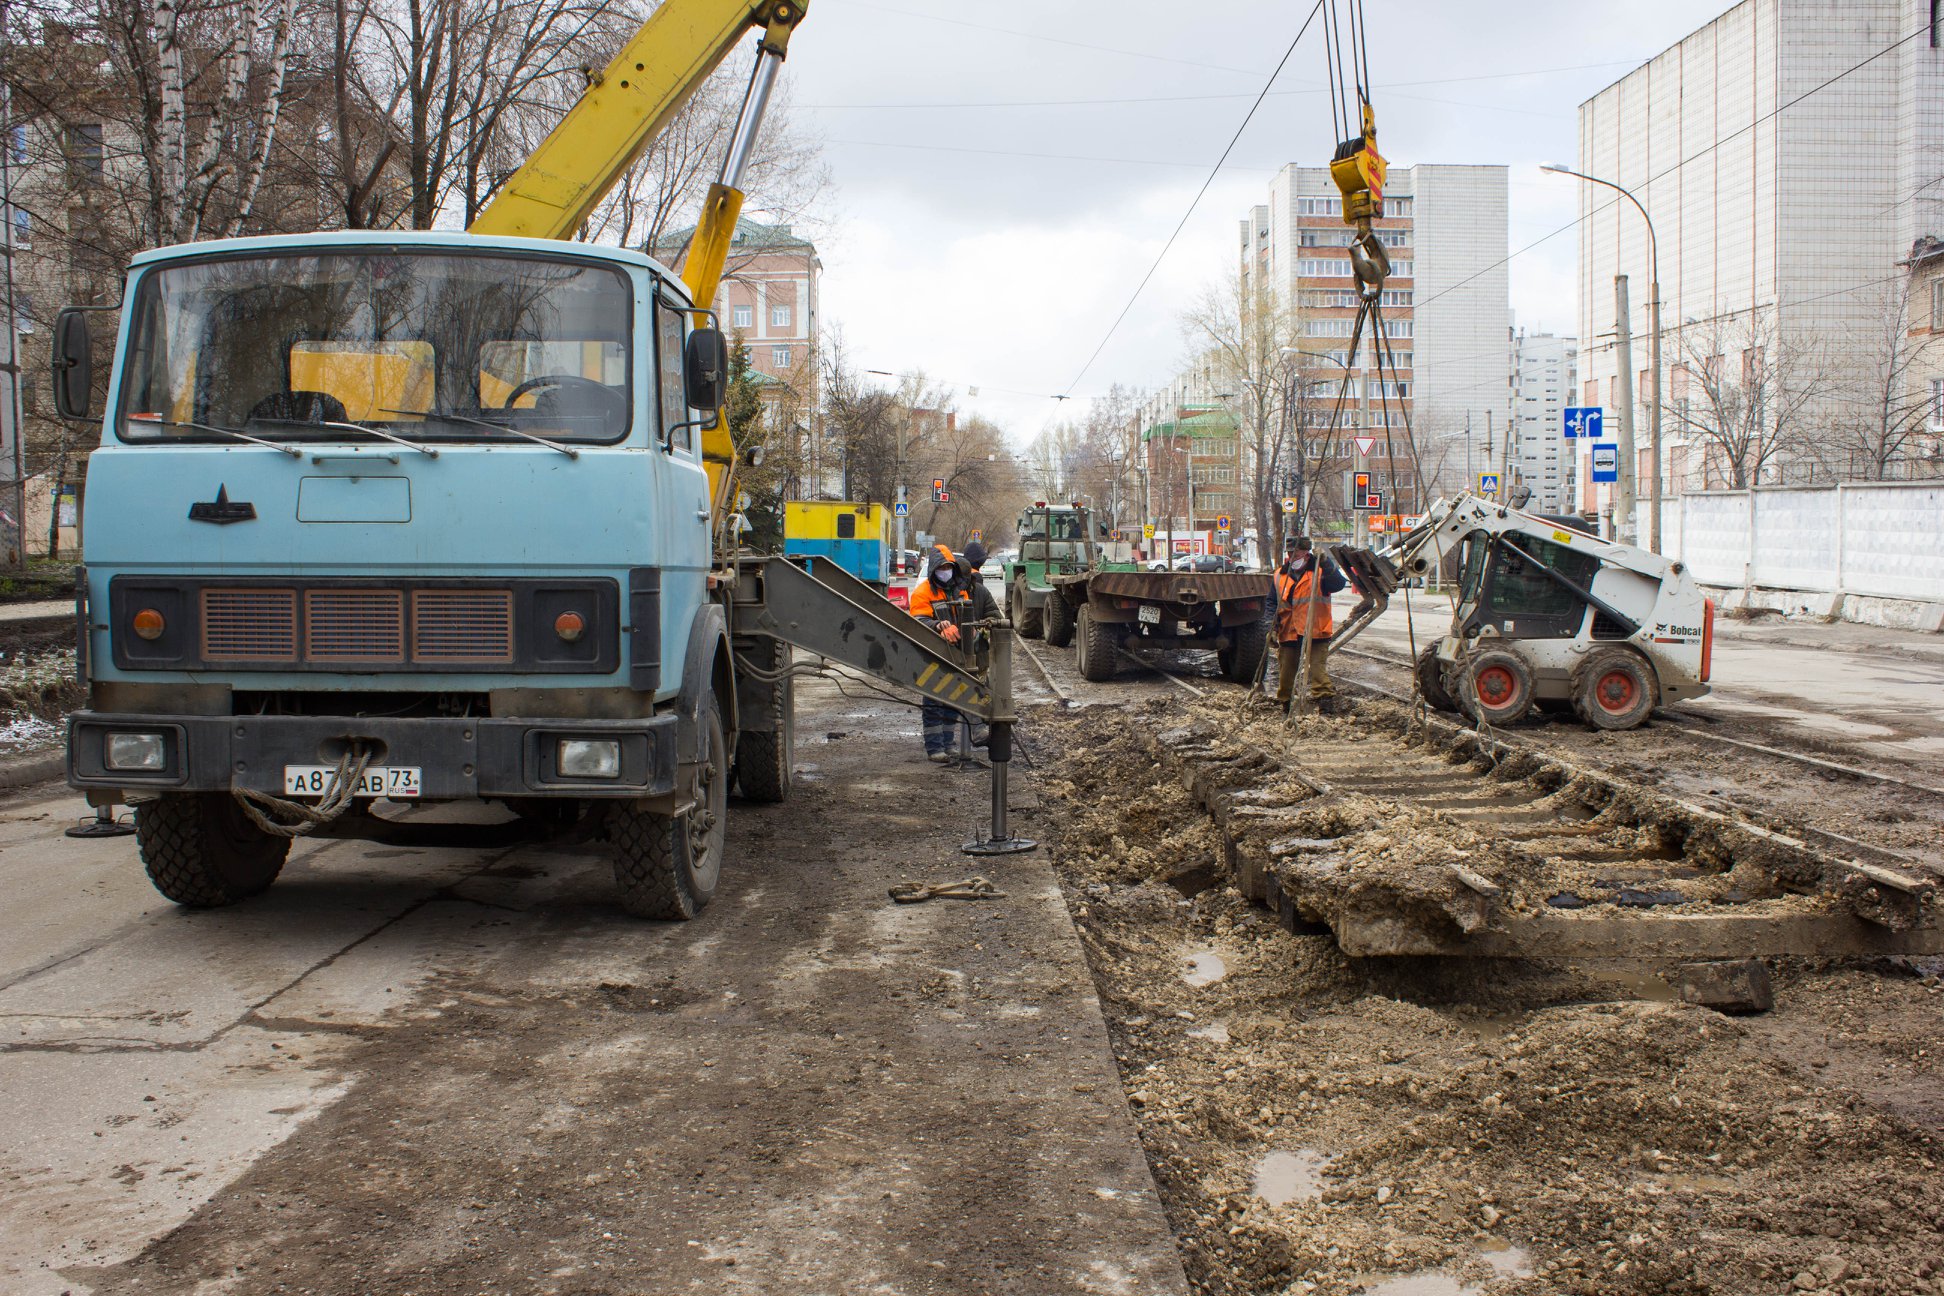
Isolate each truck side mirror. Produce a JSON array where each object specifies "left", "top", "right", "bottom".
[
  {"left": 684, "top": 327, "right": 727, "bottom": 412},
  {"left": 52, "top": 307, "right": 94, "bottom": 421}
]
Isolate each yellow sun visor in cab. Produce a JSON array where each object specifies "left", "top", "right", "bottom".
[{"left": 290, "top": 341, "right": 435, "bottom": 421}]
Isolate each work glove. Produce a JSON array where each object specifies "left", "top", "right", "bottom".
[{"left": 941, "top": 623, "right": 962, "bottom": 644}]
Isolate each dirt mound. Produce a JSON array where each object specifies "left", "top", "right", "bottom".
[{"left": 1036, "top": 697, "right": 1944, "bottom": 1296}]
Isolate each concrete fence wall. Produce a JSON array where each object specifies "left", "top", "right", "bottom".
[{"left": 1635, "top": 482, "right": 1944, "bottom": 627}]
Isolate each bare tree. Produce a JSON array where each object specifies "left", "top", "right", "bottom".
[
  {"left": 1818, "top": 275, "right": 1941, "bottom": 481},
  {"left": 1670, "top": 308, "right": 1831, "bottom": 489},
  {"left": 1179, "top": 271, "right": 1294, "bottom": 552}
]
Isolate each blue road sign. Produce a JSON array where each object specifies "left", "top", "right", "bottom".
[
  {"left": 1563, "top": 406, "right": 1603, "bottom": 439},
  {"left": 894, "top": 501, "right": 910, "bottom": 517},
  {"left": 1477, "top": 472, "right": 1500, "bottom": 495},
  {"left": 1590, "top": 442, "right": 1619, "bottom": 484}
]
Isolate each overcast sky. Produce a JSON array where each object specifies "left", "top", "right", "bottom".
[{"left": 768, "top": 0, "right": 1740, "bottom": 443}]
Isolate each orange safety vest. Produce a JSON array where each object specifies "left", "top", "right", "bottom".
[
  {"left": 1274, "top": 567, "right": 1333, "bottom": 642},
  {"left": 908, "top": 575, "right": 969, "bottom": 622}
]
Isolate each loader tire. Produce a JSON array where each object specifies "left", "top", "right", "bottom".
[
  {"left": 1075, "top": 605, "right": 1118, "bottom": 682},
  {"left": 735, "top": 641, "right": 793, "bottom": 804},
  {"left": 611, "top": 692, "right": 726, "bottom": 920},
  {"left": 1414, "top": 646, "right": 1460, "bottom": 713},
  {"left": 136, "top": 793, "right": 289, "bottom": 908},
  {"left": 1044, "top": 590, "right": 1075, "bottom": 647},
  {"left": 1572, "top": 647, "right": 1657, "bottom": 731},
  {"left": 1459, "top": 649, "right": 1535, "bottom": 727},
  {"left": 1011, "top": 581, "right": 1043, "bottom": 639},
  {"left": 1218, "top": 617, "right": 1269, "bottom": 685}
]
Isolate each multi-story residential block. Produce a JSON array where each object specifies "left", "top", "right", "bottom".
[
  {"left": 654, "top": 218, "right": 820, "bottom": 386},
  {"left": 1509, "top": 330, "right": 1579, "bottom": 513},
  {"left": 1241, "top": 163, "right": 1512, "bottom": 505},
  {"left": 1575, "top": 0, "right": 1944, "bottom": 508}
]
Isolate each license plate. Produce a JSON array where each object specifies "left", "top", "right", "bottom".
[
  {"left": 282, "top": 765, "right": 421, "bottom": 799},
  {"left": 1137, "top": 604, "right": 1162, "bottom": 625}
]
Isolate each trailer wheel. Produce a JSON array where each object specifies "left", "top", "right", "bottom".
[
  {"left": 1011, "top": 580, "right": 1043, "bottom": 639},
  {"left": 1044, "top": 591, "right": 1075, "bottom": 647},
  {"left": 611, "top": 692, "right": 726, "bottom": 920},
  {"left": 1218, "top": 617, "right": 1269, "bottom": 684},
  {"left": 1572, "top": 647, "right": 1658, "bottom": 731},
  {"left": 136, "top": 793, "right": 290, "bottom": 907},
  {"left": 1414, "top": 646, "right": 1461, "bottom": 713},
  {"left": 735, "top": 641, "right": 793, "bottom": 804},
  {"left": 1459, "top": 649, "right": 1535, "bottom": 726},
  {"left": 1075, "top": 605, "right": 1118, "bottom": 682}
]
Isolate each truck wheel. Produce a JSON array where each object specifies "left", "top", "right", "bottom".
[
  {"left": 1572, "top": 647, "right": 1657, "bottom": 731},
  {"left": 735, "top": 641, "right": 793, "bottom": 803},
  {"left": 1459, "top": 649, "right": 1534, "bottom": 726},
  {"left": 1218, "top": 618, "right": 1268, "bottom": 684},
  {"left": 136, "top": 793, "right": 290, "bottom": 907},
  {"left": 1415, "top": 647, "right": 1461, "bottom": 713},
  {"left": 611, "top": 692, "right": 726, "bottom": 920},
  {"left": 1044, "top": 591, "right": 1075, "bottom": 647},
  {"left": 1012, "top": 581, "right": 1043, "bottom": 639},
  {"left": 1076, "top": 605, "right": 1118, "bottom": 682}
]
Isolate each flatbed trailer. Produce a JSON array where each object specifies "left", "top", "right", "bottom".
[{"left": 1043, "top": 568, "right": 1273, "bottom": 684}]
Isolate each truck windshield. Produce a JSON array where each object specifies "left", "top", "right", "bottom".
[{"left": 117, "top": 251, "right": 633, "bottom": 445}]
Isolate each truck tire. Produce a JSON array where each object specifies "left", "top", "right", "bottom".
[
  {"left": 1218, "top": 617, "right": 1268, "bottom": 684},
  {"left": 1459, "top": 649, "right": 1535, "bottom": 727},
  {"left": 136, "top": 793, "right": 290, "bottom": 907},
  {"left": 1044, "top": 590, "right": 1075, "bottom": 647},
  {"left": 1415, "top": 646, "right": 1461, "bottom": 713},
  {"left": 1011, "top": 580, "right": 1043, "bottom": 639},
  {"left": 735, "top": 641, "right": 793, "bottom": 803},
  {"left": 1572, "top": 646, "right": 1658, "bottom": 731},
  {"left": 1075, "top": 605, "right": 1118, "bottom": 682},
  {"left": 611, "top": 691, "right": 726, "bottom": 920}
]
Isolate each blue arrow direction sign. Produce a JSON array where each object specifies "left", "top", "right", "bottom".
[
  {"left": 1590, "top": 442, "right": 1619, "bottom": 484},
  {"left": 1563, "top": 406, "right": 1603, "bottom": 439}
]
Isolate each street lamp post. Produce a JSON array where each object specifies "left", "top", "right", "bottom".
[{"left": 1543, "top": 163, "right": 1662, "bottom": 551}]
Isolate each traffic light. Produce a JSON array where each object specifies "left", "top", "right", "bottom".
[{"left": 1350, "top": 470, "right": 1372, "bottom": 509}]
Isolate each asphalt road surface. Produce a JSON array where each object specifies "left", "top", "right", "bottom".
[{"left": 0, "top": 676, "right": 1188, "bottom": 1296}]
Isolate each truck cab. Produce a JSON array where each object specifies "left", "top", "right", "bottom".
[{"left": 62, "top": 230, "right": 746, "bottom": 919}]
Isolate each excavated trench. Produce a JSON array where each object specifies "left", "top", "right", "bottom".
[{"left": 1032, "top": 695, "right": 1944, "bottom": 1296}]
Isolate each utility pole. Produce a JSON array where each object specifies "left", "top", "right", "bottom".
[{"left": 1612, "top": 274, "right": 1639, "bottom": 544}]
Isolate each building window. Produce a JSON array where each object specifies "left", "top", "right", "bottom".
[
  {"left": 771, "top": 304, "right": 792, "bottom": 329},
  {"left": 772, "top": 346, "right": 792, "bottom": 367},
  {"left": 1389, "top": 260, "right": 1413, "bottom": 277},
  {"left": 1385, "top": 196, "right": 1413, "bottom": 217},
  {"left": 8, "top": 124, "right": 24, "bottom": 165},
  {"left": 731, "top": 304, "right": 752, "bottom": 329},
  {"left": 9, "top": 207, "right": 26, "bottom": 249},
  {"left": 66, "top": 123, "right": 103, "bottom": 180},
  {"left": 1298, "top": 258, "right": 1351, "bottom": 277},
  {"left": 1383, "top": 318, "right": 1411, "bottom": 339},
  {"left": 1931, "top": 279, "right": 1943, "bottom": 331},
  {"left": 1931, "top": 378, "right": 1943, "bottom": 430}
]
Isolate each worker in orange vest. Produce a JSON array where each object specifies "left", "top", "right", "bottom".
[{"left": 1274, "top": 535, "right": 1348, "bottom": 713}]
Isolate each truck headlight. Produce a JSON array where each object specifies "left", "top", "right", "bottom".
[
  {"left": 105, "top": 731, "right": 167, "bottom": 771},
  {"left": 557, "top": 738, "right": 620, "bottom": 779}
]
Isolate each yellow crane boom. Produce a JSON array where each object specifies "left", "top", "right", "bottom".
[{"left": 468, "top": 0, "right": 807, "bottom": 314}]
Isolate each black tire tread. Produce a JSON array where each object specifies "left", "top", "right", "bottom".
[
  {"left": 1415, "top": 646, "right": 1460, "bottom": 713},
  {"left": 610, "top": 804, "right": 690, "bottom": 919},
  {"left": 735, "top": 640, "right": 792, "bottom": 803},
  {"left": 1076, "top": 606, "right": 1117, "bottom": 682},
  {"left": 1218, "top": 618, "right": 1269, "bottom": 684},
  {"left": 1012, "top": 583, "right": 1044, "bottom": 639},
  {"left": 1571, "top": 646, "right": 1658, "bottom": 731},
  {"left": 136, "top": 794, "right": 288, "bottom": 908},
  {"left": 1044, "top": 591, "right": 1075, "bottom": 647},
  {"left": 1459, "top": 648, "right": 1535, "bottom": 727}
]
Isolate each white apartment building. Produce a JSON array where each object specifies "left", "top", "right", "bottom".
[
  {"left": 1241, "top": 163, "right": 1512, "bottom": 495},
  {"left": 1576, "top": 0, "right": 1944, "bottom": 510},
  {"left": 1509, "top": 331, "right": 1578, "bottom": 513}
]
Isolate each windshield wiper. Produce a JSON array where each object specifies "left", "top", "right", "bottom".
[
  {"left": 136, "top": 417, "right": 302, "bottom": 457},
  {"left": 383, "top": 408, "right": 579, "bottom": 459},
  {"left": 253, "top": 416, "right": 438, "bottom": 458}
]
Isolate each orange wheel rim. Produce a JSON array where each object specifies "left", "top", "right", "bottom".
[
  {"left": 1595, "top": 669, "right": 1639, "bottom": 713},
  {"left": 1477, "top": 665, "right": 1517, "bottom": 706}
]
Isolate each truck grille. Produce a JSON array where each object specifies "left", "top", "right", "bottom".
[
  {"left": 199, "top": 585, "right": 510, "bottom": 666},
  {"left": 202, "top": 588, "right": 299, "bottom": 661},
  {"left": 412, "top": 590, "right": 514, "bottom": 663}
]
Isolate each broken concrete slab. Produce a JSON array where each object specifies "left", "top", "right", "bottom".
[{"left": 1672, "top": 958, "right": 1775, "bottom": 1014}]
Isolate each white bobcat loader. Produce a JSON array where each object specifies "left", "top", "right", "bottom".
[{"left": 1328, "top": 494, "right": 1714, "bottom": 731}]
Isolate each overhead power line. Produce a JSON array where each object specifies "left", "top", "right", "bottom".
[{"left": 1060, "top": 0, "right": 1326, "bottom": 401}]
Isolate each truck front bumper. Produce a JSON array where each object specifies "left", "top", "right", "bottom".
[{"left": 67, "top": 711, "right": 679, "bottom": 801}]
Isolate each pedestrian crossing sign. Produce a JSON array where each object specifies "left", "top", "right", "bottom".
[{"left": 1478, "top": 472, "right": 1500, "bottom": 495}]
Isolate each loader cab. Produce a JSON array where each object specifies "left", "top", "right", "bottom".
[{"left": 1454, "top": 530, "right": 1605, "bottom": 640}]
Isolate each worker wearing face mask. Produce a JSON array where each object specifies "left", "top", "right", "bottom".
[{"left": 908, "top": 543, "right": 972, "bottom": 761}]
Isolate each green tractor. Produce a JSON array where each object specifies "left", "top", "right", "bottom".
[{"left": 1003, "top": 503, "right": 1129, "bottom": 646}]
